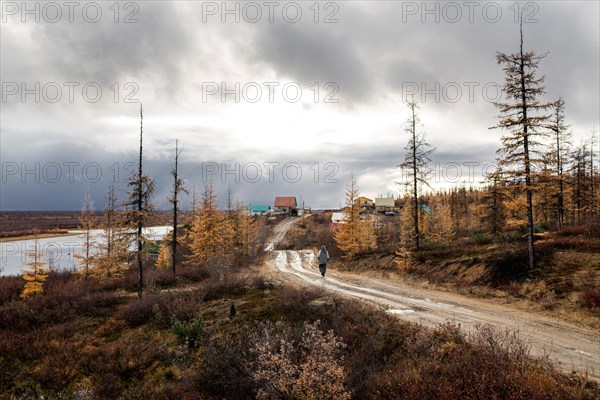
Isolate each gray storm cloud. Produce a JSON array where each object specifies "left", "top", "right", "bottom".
[{"left": 1, "top": 1, "right": 598, "bottom": 210}]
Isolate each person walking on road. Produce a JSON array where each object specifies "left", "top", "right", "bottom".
[{"left": 317, "top": 245, "right": 329, "bottom": 277}]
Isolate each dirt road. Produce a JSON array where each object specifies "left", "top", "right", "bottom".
[
  {"left": 264, "top": 217, "right": 298, "bottom": 251},
  {"left": 265, "top": 218, "right": 600, "bottom": 380}
]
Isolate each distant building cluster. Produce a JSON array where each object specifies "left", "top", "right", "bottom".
[
  {"left": 331, "top": 196, "right": 401, "bottom": 228},
  {"left": 244, "top": 196, "right": 307, "bottom": 217}
]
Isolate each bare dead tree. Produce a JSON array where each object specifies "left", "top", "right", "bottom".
[
  {"left": 399, "top": 97, "right": 434, "bottom": 251},
  {"left": 168, "top": 139, "right": 186, "bottom": 277},
  {"left": 124, "top": 104, "right": 155, "bottom": 299}
]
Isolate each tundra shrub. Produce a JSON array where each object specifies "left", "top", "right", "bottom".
[{"left": 248, "top": 320, "right": 351, "bottom": 400}]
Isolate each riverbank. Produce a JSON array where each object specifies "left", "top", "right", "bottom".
[
  {"left": 0, "top": 226, "right": 172, "bottom": 276},
  {"left": 0, "top": 210, "right": 175, "bottom": 239},
  {"left": 0, "top": 231, "right": 79, "bottom": 243},
  {"left": 0, "top": 211, "right": 91, "bottom": 239}
]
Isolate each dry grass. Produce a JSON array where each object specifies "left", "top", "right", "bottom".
[{"left": 0, "top": 269, "right": 598, "bottom": 399}]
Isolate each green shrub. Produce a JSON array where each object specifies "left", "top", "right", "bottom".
[
  {"left": 171, "top": 315, "right": 204, "bottom": 348},
  {"left": 473, "top": 231, "right": 493, "bottom": 245}
]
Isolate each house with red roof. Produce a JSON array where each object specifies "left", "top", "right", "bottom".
[{"left": 274, "top": 196, "right": 297, "bottom": 215}]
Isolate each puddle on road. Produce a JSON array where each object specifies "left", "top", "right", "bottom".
[
  {"left": 574, "top": 350, "right": 596, "bottom": 359},
  {"left": 386, "top": 309, "right": 415, "bottom": 315}
]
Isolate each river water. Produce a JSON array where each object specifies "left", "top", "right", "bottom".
[{"left": 0, "top": 226, "right": 171, "bottom": 276}]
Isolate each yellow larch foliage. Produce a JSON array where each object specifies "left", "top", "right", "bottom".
[
  {"left": 334, "top": 177, "right": 376, "bottom": 260},
  {"left": 428, "top": 197, "right": 455, "bottom": 245},
  {"left": 89, "top": 182, "right": 129, "bottom": 280},
  {"left": 233, "top": 207, "right": 260, "bottom": 259},
  {"left": 21, "top": 236, "right": 49, "bottom": 298},
  {"left": 74, "top": 192, "right": 95, "bottom": 279},
  {"left": 155, "top": 242, "right": 172, "bottom": 269},
  {"left": 186, "top": 183, "right": 235, "bottom": 270}
]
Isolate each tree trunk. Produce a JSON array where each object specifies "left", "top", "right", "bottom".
[
  {"left": 520, "top": 23, "right": 536, "bottom": 271},
  {"left": 137, "top": 105, "right": 144, "bottom": 300},
  {"left": 556, "top": 122, "right": 564, "bottom": 231},
  {"left": 411, "top": 103, "right": 419, "bottom": 251},
  {"left": 172, "top": 140, "right": 179, "bottom": 278}
]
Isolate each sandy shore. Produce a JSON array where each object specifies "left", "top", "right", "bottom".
[{"left": 0, "top": 232, "right": 80, "bottom": 243}]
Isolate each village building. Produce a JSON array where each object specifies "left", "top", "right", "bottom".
[
  {"left": 355, "top": 196, "right": 374, "bottom": 208},
  {"left": 330, "top": 211, "right": 347, "bottom": 228},
  {"left": 375, "top": 197, "right": 395, "bottom": 213},
  {"left": 331, "top": 212, "right": 345, "bottom": 223},
  {"left": 247, "top": 204, "right": 272, "bottom": 216},
  {"left": 274, "top": 197, "right": 298, "bottom": 215}
]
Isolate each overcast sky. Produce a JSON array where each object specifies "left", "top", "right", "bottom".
[{"left": 1, "top": 0, "right": 598, "bottom": 210}]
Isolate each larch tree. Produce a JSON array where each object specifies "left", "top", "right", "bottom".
[
  {"left": 226, "top": 193, "right": 261, "bottom": 262},
  {"left": 191, "top": 183, "right": 197, "bottom": 215},
  {"left": 588, "top": 129, "right": 597, "bottom": 223},
  {"left": 124, "top": 104, "right": 155, "bottom": 299},
  {"left": 480, "top": 169, "right": 508, "bottom": 235},
  {"left": 226, "top": 187, "right": 234, "bottom": 218},
  {"left": 570, "top": 133, "right": 599, "bottom": 226},
  {"left": 186, "top": 182, "right": 235, "bottom": 277},
  {"left": 547, "top": 98, "right": 571, "bottom": 230},
  {"left": 234, "top": 201, "right": 260, "bottom": 262},
  {"left": 224, "top": 190, "right": 242, "bottom": 258},
  {"left": 168, "top": 139, "right": 186, "bottom": 277},
  {"left": 448, "top": 186, "right": 474, "bottom": 234},
  {"left": 396, "top": 195, "right": 415, "bottom": 269},
  {"left": 399, "top": 97, "right": 434, "bottom": 251},
  {"left": 21, "top": 233, "right": 49, "bottom": 298},
  {"left": 334, "top": 176, "right": 368, "bottom": 260},
  {"left": 359, "top": 213, "right": 377, "bottom": 254},
  {"left": 536, "top": 152, "right": 560, "bottom": 225},
  {"left": 492, "top": 19, "right": 554, "bottom": 270},
  {"left": 94, "top": 178, "right": 128, "bottom": 279},
  {"left": 569, "top": 145, "right": 591, "bottom": 225},
  {"left": 428, "top": 196, "right": 455, "bottom": 245},
  {"left": 155, "top": 240, "right": 172, "bottom": 270},
  {"left": 75, "top": 192, "right": 95, "bottom": 279}
]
